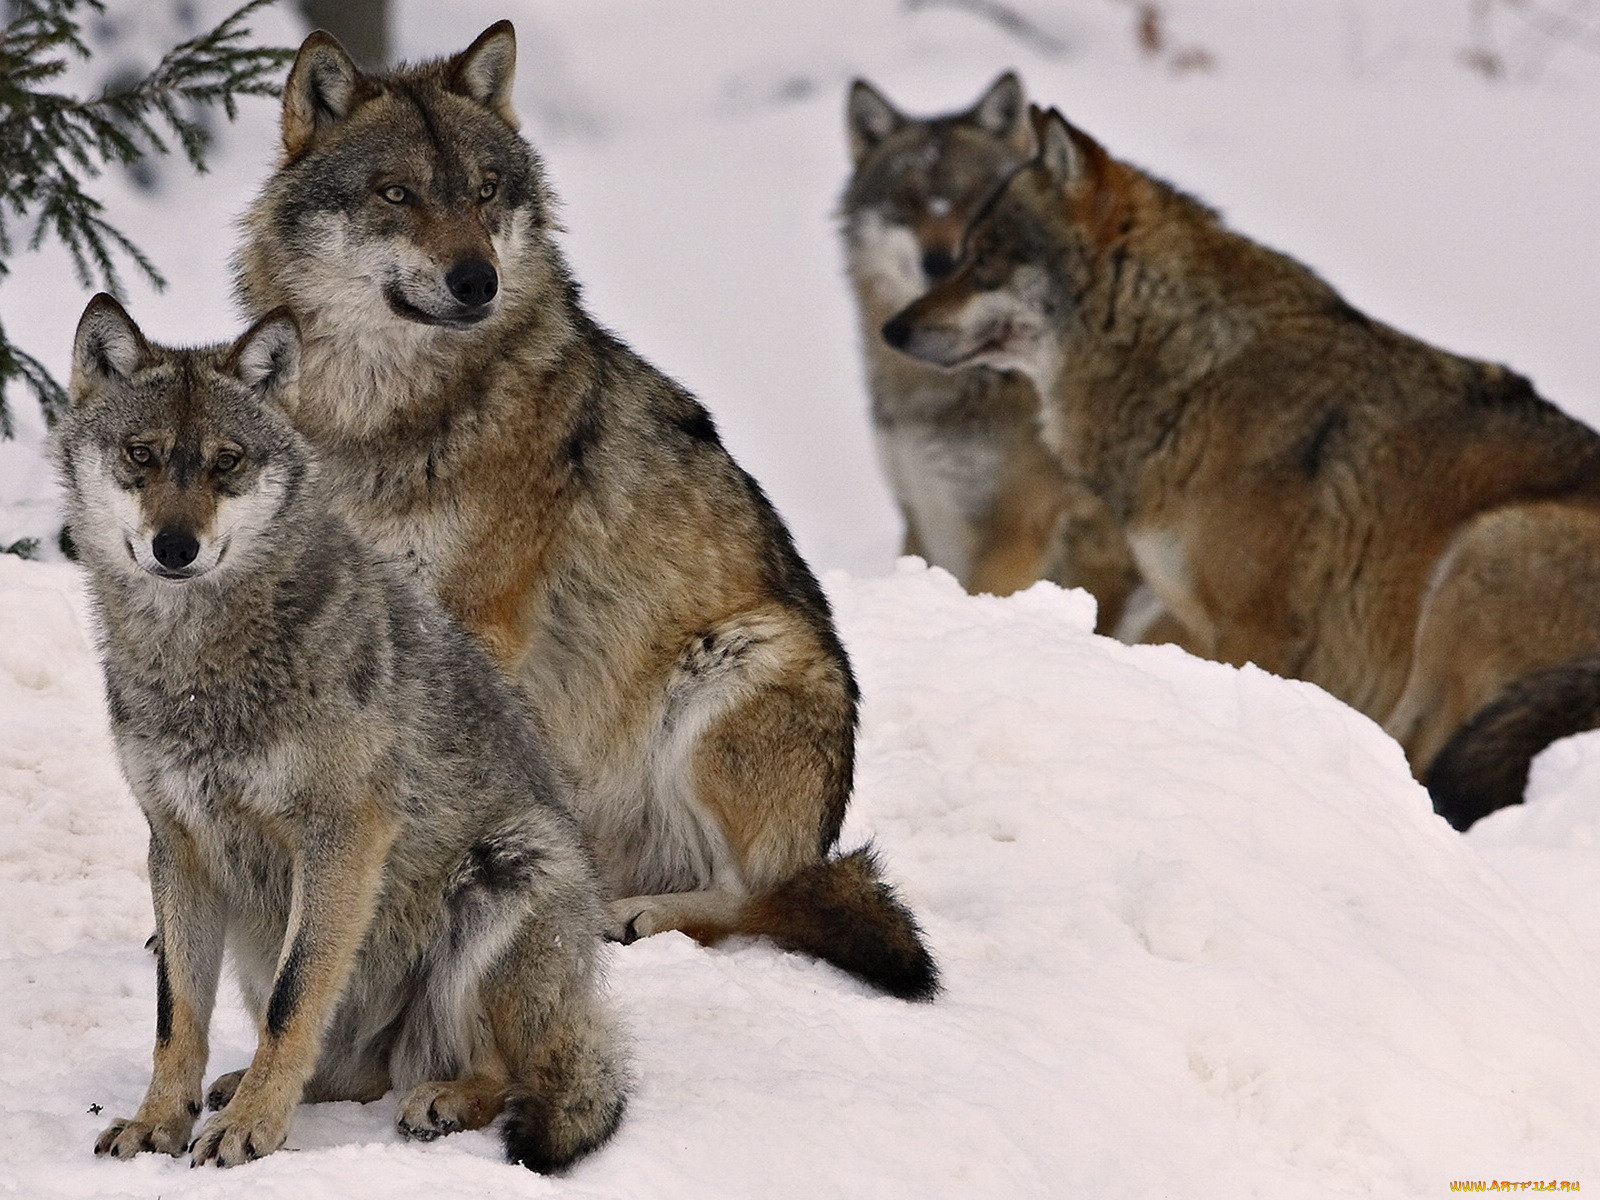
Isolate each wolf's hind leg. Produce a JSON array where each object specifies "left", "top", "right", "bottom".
[
  {"left": 390, "top": 824, "right": 625, "bottom": 1166},
  {"left": 608, "top": 645, "right": 853, "bottom": 948},
  {"left": 617, "top": 663, "right": 938, "bottom": 999},
  {"left": 622, "top": 667, "right": 853, "bottom": 948},
  {"left": 1391, "top": 502, "right": 1600, "bottom": 776}
]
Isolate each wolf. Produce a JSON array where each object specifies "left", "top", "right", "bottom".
[
  {"left": 232, "top": 24, "right": 937, "bottom": 999},
  {"left": 841, "top": 73, "right": 1141, "bottom": 627},
  {"left": 60, "top": 295, "right": 627, "bottom": 1171},
  {"left": 885, "top": 105, "right": 1600, "bottom": 831}
]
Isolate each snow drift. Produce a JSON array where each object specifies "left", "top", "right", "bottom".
[{"left": 5, "top": 556, "right": 1600, "bottom": 1198}]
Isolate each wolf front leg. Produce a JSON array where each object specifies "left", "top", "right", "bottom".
[
  {"left": 966, "top": 444, "right": 1069, "bottom": 598},
  {"left": 97, "top": 815, "right": 226, "bottom": 1159},
  {"left": 190, "top": 796, "right": 399, "bottom": 1168}
]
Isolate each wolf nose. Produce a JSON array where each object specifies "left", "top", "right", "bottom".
[
  {"left": 151, "top": 529, "right": 199, "bottom": 571},
  {"left": 921, "top": 248, "right": 956, "bottom": 281},
  {"left": 445, "top": 259, "right": 498, "bottom": 308},
  {"left": 881, "top": 313, "right": 913, "bottom": 351}
]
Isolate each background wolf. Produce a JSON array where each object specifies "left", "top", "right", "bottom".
[
  {"left": 60, "top": 295, "right": 626, "bottom": 1172},
  {"left": 841, "top": 72, "right": 1141, "bottom": 628},
  {"left": 887, "top": 106, "right": 1600, "bottom": 832},
  {"left": 234, "top": 24, "right": 937, "bottom": 999}
]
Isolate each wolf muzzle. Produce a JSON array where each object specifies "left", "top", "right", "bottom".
[
  {"left": 445, "top": 258, "right": 498, "bottom": 310},
  {"left": 151, "top": 528, "right": 201, "bottom": 572},
  {"left": 881, "top": 311, "right": 915, "bottom": 352}
]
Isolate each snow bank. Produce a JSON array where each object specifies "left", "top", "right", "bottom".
[{"left": 6, "top": 556, "right": 1600, "bottom": 1198}]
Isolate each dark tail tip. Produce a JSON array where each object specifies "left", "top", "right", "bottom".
[
  {"left": 1425, "top": 653, "right": 1600, "bottom": 831},
  {"left": 748, "top": 846, "right": 940, "bottom": 1001},
  {"left": 501, "top": 1092, "right": 625, "bottom": 1174}
]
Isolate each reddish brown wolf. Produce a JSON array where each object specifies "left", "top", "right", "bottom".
[{"left": 887, "top": 106, "right": 1600, "bottom": 831}]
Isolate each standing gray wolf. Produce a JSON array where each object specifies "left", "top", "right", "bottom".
[
  {"left": 60, "top": 295, "right": 626, "bottom": 1170},
  {"left": 885, "top": 106, "right": 1600, "bottom": 831},
  {"left": 234, "top": 24, "right": 937, "bottom": 998},
  {"left": 842, "top": 72, "right": 1141, "bottom": 628}
]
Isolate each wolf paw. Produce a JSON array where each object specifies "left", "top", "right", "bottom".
[
  {"left": 189, "top": 1100, "right": 290, "bottom": 1167},
  {"left": 205, "top": 1069, "right": 245, "bottom": 1112},
  {"left": 605, "top": 890, "right": 742, "bottom": 944},
  {"left": 605, "top": 897, "right": 659, "bottom": 944},
  {"left": 397, "top": 1080, "right": 504, "bottom": 1141},
  {"left": 94, "top": 1112, "right": 195, "bottom": 1159}
]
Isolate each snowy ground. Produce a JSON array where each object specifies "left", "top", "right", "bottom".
[{"left": 5, "top": 1, "right": 1600, "bottom": 1196}]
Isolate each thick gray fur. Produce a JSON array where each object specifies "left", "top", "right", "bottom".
[{"left": 58, "top": 296, "right": 626, "bottom": 1172}]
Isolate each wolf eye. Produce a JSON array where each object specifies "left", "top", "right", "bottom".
[
  {"left": 214, "top": 450, "right": 241, "bottom": 473},
  {"left": 127, "top": 445, "right": 152, "bottom": 466},
  {"left": 967, "top": 240, "right": 1012, "bottom": 289},
  {"left": 478, "top": 179, "right": 498, "bottom": 202},
  {"left": 380, "top": 185, "right": 409, "bottom": 205}
]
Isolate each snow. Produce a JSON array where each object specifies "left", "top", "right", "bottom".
[
  {"left": 5, "top": 1, "right": 1600, "bottom": 1196},
  {"left": 9, "top": 556, "right": 1600, "bottom": 1197}
]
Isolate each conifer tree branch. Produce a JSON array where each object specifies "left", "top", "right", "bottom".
[{"left": 0, "top": 0, "right": 293, "bottom": 437}]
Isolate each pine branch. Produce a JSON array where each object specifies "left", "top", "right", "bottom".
[
  {"left": 0, "top": 0, "right": 294, "bottom": 435},
  {"left": 87, "top": 0, "right": 296, "bottom": 172},
  {"left": 0, "top": 312, "right": 69, "bottom": 434}
]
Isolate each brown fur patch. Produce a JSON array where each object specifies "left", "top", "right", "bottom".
[
  {"left": 892, "top": 106, "right": 1600, "bottom": 827},
  {"left": 241, "top": 30, "right": 937, "bottom": 999}
]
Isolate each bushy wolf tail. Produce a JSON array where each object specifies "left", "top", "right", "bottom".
[
  {"left": 502, "top": 1089, "right": 626, "bottom": 1174},
  {"left": 740, "top": 846, "right": 940, "bottom": 1001},
  {"left": 498, "top": 993, "right": 629, "bottom": 1173},
  {"left": 1425, "top": 653, "right": 1600, "bottom": 831}
]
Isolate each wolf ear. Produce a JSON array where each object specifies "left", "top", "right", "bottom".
[
  {"left": 70, "top": 294, "right": 149, "bottom": 403},
  {"left": 1031, "top": 106, "right": 1095, "bottom": 190},
  {"left": 282, "top": 31, "right": 363, "bottom": 160},
  {"left": 970, "top": 71, "right": 1029, "bottom": 151},
  {"left": 228, "top": 309, "right": 301, "bottom": 410},
  {"left": 847, "top": 79, "right": 905, "bottom": 163},
  {"left": 449, "top": 21, "right": 518, "bottom": 129}
]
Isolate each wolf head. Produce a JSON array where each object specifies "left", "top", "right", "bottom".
[
  {"left": 238, "top": 21, "right": 547, "bottom": 336},
  {"left": 56, "top": 295, "right": 309, "bottom": 586},
  {"left": 882, "top": 107, "right": 1123, "bottom": 386},
  {"left": 841, "top": 72, "right": 1033, "bottom": 311}
]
